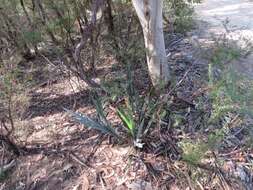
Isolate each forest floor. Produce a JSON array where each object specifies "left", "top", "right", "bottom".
[
  {"left": 2, "top": 1, "right": 253, "bottom": 190},
  {"left": 3, "top": 34, "right": 198, "bottom": 190}
]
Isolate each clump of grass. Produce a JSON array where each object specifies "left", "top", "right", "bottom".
[
  {"left": 67, "top": 64, "right": 164, "bottom": 148},
  {"left": 180, "top": 140, "right": 208, "bottom": 165},
  {"left": 180, "top": 127, "right": 226, "bottom": 166}
]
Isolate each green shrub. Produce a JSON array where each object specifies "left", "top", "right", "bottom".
[
  {"left": 207, "top": 43, "right": 253, "bottom": 123},
  {"left": 180, "top": 140, "right": 208, "bottom": 165},
  {"left": 164, "top": 0, "right": 202, "bottom": 33}
]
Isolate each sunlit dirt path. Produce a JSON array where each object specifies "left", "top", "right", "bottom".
[{"left": 194, "top": 0, "right": 253, "bottom": 78}]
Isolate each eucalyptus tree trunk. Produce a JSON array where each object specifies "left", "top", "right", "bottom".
[{"left": 132, "top": 0, "right": 169, "bottom": 88}]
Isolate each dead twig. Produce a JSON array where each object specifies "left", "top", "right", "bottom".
[
  {"left": 0, "top": 159, "right": 16, "bottom": 174},
  {"left": 69, "top": 152, "right": 89, "bottom": 167}
]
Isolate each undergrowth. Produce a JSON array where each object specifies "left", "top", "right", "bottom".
[
  {"left": 208, "top": 37, "right": 253, "bottom": 122},
  {"left": 164, "top": 0, "right": 202, "bottom": 33},
  {"left": 67, "top": 64, "right": 164, "bottom": 148},
  {"left": 181, "top": 31, "right": 253, "bottom": 168},
  {"left": 67, "top": 28, "right": 253, "bottom": 168},
  {"left": 0, "top": 49, "right": 30, "bottom": 139}
]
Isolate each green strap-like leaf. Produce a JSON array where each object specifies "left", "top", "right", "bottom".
[{"left": 117, "top": 108, "right": 135, "bottom": 137}]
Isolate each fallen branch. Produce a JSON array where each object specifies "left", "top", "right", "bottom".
[{"left": 0, "top": 159, "right": 16, "bottom": 174}]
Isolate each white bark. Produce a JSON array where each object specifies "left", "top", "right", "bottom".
[{"left": 132, "top": 0, "right": 169, "bottom": 88}]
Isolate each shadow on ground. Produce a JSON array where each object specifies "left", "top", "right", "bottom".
[{"left": 23, "top": 89, "right": 92, "bottom": 119}]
